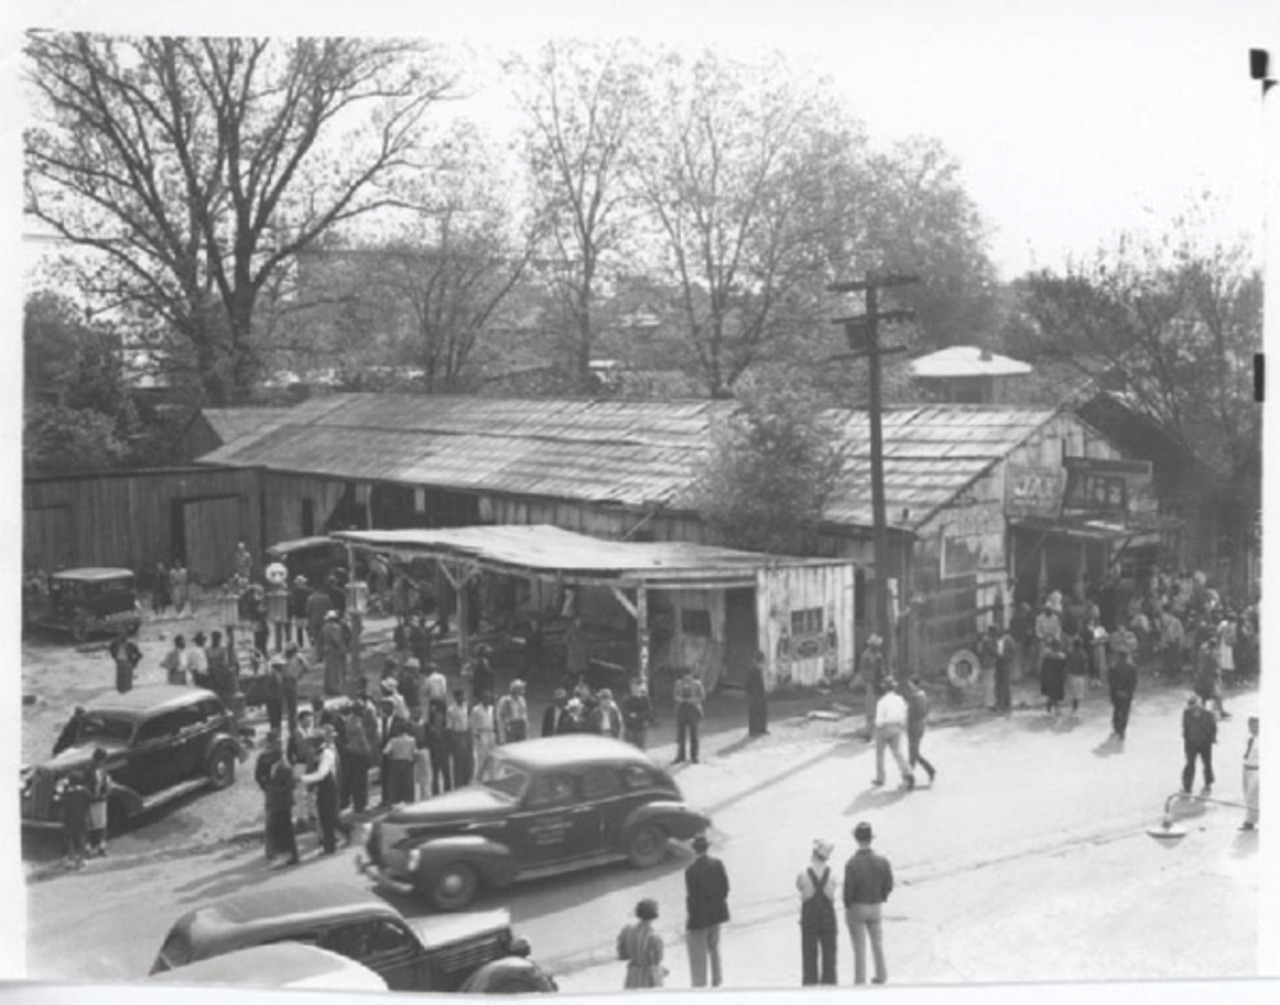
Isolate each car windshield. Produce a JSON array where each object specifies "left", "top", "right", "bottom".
[
  {"left": 78, "top": 714, "right": 134, "bottom": 744},
  {"left": 477, "top": 756, "right": 530, "bottom": 800}
]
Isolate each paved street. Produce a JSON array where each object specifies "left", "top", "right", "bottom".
[{"left": 26, "top": 683, "right": 1259, "bottom": 987}]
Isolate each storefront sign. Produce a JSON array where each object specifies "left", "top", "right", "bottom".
[
  {"left": 1005, "top": 466, "right": 1065, "bottom": 518},
  {"left": 1061, "top": 457, "right": 1136, "bottom": 515}
]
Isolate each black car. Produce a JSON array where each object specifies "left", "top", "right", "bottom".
[
  {"left": 150, "top": 882, "right": 551, "bottom": 993},
  {"left": 23, "top": 567, "right": 143, "bottom": 641},
  {"left": 21, "top": 686, "right": 244, "bottom": 832},
  {"left": 360, "top": 735, "right": 710, "bottom": 911}
]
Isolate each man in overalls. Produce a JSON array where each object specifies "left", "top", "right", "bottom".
[
  {"left": 673, "top": 669, "right": 706, "bottom": 764},
  {"left": 797, "top": 838, "right": 838, "bottom": 985}
]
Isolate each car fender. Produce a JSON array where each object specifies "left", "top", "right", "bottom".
[
  {"left": 621, "top": 801, "right": 711, "bottom": 842},
  {"left": 108, "top": 781, "right": 145, "bottom": 817},
  {"left": 206, "top": 735, "right": 245, "bottom": 768},
  {"left": 409, "top": 834, "right": 519, "bottom": 889}
]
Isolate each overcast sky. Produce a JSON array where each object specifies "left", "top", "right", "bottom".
[{"left": 5, "top": 0, "right": 1277, "bottom": 281}]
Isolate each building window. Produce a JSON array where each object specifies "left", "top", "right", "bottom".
[
  {"left": 682, "top": 609, "right": 711, "bottom": 637},
  {"left": 791, "top": 608, "right": 823, "bottom": 637}
]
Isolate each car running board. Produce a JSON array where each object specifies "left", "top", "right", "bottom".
[
  {"left": 517, "top": 852, "right": 628, "bottom": 882},
  {"left": 139, "top": 777, "right": 210, "bottom": 813}
]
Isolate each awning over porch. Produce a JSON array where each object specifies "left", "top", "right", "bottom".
[
  {"left": 332, "top": 524, "right": 843, "bottom": 590},
  {"left": 1010, "top": 511, "right": 1183, "bottom": 544}
]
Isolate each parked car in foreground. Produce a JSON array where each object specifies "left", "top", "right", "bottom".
[
  {"left": 150, "top": 943, "right": 388, "bottom": 991},
  {"left": 23, "top": 567, "right": 142, "bottom": 641},
  {"left": 360, "top": 735, "right": 711, "bottom": 911},
  {"left": 150, "top": 883, "right": 548, "bottom": 993},
  {"left": 21, "top": 686, "right": 243, "bottom": 832}
]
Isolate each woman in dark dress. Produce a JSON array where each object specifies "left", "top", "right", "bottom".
[{"left": 1040, "top": 637, "right": 1067, "bottom": 716}]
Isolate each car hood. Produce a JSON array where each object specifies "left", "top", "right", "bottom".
[
  {"left": 383, "top": 786, "right": 514, "bottom": 825},
  {"left": 37, "top": 742, "right": 128, "bottom": 774}
]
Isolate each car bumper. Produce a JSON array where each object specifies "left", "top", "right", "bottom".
[{"left": 354, "top": 853, "right": 416, "bottom": 896}]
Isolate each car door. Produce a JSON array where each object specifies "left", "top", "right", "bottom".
[
  {"left": 512, "top": 771, "right": 602, "bottom": 867},
  {"left": 582, "top": 765, "right": 632, "bottom": 852},
  {"left": 126, "top": 711, "right": 189, "bottom": 793},
  {"left": 320, "top": 918, "right": 426, "bottom": 991}
]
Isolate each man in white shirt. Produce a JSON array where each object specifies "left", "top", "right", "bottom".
[
  {"left": 470, "top": 692, "right": 497, "bottom": 774},
  {"left": 420, "top": 662, "right": 449, "bottom": 718},
  {"left": 299, "top": 726, "right": 340, "bottom": 854},
  {"left": 871, "top": 680, "right": 914, "bottom": 791},
  {"left": 187, "top": 632, "right": 209, "bottom": 685},
  {"left": 496, "top": 680, "right": 529, "bottom": 744}
]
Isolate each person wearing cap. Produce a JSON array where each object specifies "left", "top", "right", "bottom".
[
  {"left": 1180, "top": 694, "right": 1217, "bottom": 796},
  {"left": 843, "top": 822, "right": 893, "bottom": 985},
  {"left": 858, "top": 635, "right": 886, "bottom": 740},
  {"left": 622, "top": 681, "right": 653, "bottom": 749},
  {"left": 871, "top": 679, "right": 914, "bottom": 791},
  {"left": 542, "top": 688, "right": 569, "bottom": 738},
  {"left": 617, "top": 899, "right": 666, "bottom": 989},
  {"left": 797, "top": 839, "right": 839, "bottom": 985},
  {"left": 684, "top": 834, "right": 730, "bottom": 988},
  {"left": 299, "top": 726, "right": 340, "bottom": 854},
  {"left": 591, "top": 688, "right": 623, "bottom": 739},
  {"left": 1241, "top": 716, "right": 1260, "bottom": 831},
  {"left": 381, "top": 676, "right": 410, "bottom": 720},
  {"left": 673, "top": 668, "right": 706, "bottom": 764},
  {"left": 496, "top": 680, "right": 530, "bottom": 744},
  {"left": 559, "top": 697, "right": 587, "bottom": 734}
]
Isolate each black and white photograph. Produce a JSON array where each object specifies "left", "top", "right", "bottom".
[{"left": 8, "top": 0, "right": 1277, "bottom": 998}]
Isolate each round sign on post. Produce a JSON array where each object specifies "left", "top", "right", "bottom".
[
  {"left": 265, "top": 562, "right": 288, "bottom": 587},
  {"left": 947, "top": 649, "right": 980, "bottom": 689}
]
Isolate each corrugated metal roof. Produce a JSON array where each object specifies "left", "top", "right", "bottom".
[
  {"left": 198, "top": 395, "right": 1059, "bottom": 531},
  {"left": 333, "top": 525, "right": 845, "bottom": 580},
  {"left": 201, "top": 407, "right": 296, "bottom": 445}
]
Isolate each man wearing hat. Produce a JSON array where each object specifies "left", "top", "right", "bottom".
[
  {"left": 299, "top": 725, "right": 340, "bottom": 854},
  {"left": 842, "top": 822, "right": 893, "bottom": 985},
  {"left": 320, "top": 611, "right": 349, "bottom": 696},
  {"left": 797, "top": 838, "right": 839, "bottom": 985},
  {"left": 684, "top": 834, "right": 730, "bottom": 988},
  {"left": 673, "top": 668, "right": 706, "bottom": 764},
  {"left": 421, "top": 662, "right": 449, "bottom": 720},
  {"left": 496, "top": 680, "right": 529, "bottom": 744},
  {"left": 621, "top": 681, "right": 653, "bottom": 749}
]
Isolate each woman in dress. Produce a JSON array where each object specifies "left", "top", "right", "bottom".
[
  {"left": 86, "top": 748, "right": 112, "bottom": 857},
  {"left": 617, "top": 899, "right": 665, "bottom": 989}
]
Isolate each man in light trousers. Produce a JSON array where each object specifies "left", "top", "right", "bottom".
[
  {"left": 684, "top": 834, "right": 730, "bottom": 987},
  {"left": 871, "top": 679, "right": 915, "bottom": 790},
  {"left": 842, "top": 821, "right": 894, "bottom": 985}
]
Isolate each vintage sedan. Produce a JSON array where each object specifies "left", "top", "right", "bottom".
[
  {"left": 23, "top": 567, "right": 143, "bottom": 641},
  {"left": 360, "top": 735, "right": 711, "bottom": 911},
  {"left": 21, "top": 686, "right": 243, "bottom": 832},
  {"left": 150, "top": 883, "right": 548, "bottom": 994}
]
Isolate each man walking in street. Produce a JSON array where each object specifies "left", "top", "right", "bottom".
[
  {"left": 684, "top": 834, "right": 729, "bottom": 988},
  {"left": 673, "top": 668, "right": 706, "bottom": 765},
  {"left": 1181, "top": 695, "right": 1217, "bottom": 796},
  {"left": 1109, "top": 647, "right": 1138, "bottom": 744},
  {"left": 843, "top": 821, "right": 893, "bottom": 985},
  {"left": 797, "top": 838, "right": 838, "bottom": 985},
  {"left": 1241, "top": 716, "right": 1260, "bottom": 831},
  {"left": 871, "top": 679, "right": 914, "bottom": 791},
  {"left": 904, "top": 676, "right": 936, "bottom": 784}
]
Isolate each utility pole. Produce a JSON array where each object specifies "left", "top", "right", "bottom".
[{"left": 829, "top": 273, "right": 919, "bottom": 671}]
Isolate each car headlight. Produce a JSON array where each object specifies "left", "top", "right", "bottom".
[{"left": 407, "top": 848, "right": 421, "bottom": 871}]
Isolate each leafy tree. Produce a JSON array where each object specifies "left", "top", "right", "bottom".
[
  {"left": 24, "top": 32, "right": 455, "bottom": 404},
  {"left": 694, "top": 383, "right": 847, "bottom": 555},
  {"left": 24, "top": 402, "right": 128, "bottom": 475},
  {"left": 509, "top": 40, "right": 645, "bottom": 393}
]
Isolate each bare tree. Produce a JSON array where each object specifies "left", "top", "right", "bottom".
[
  {"left": 630, "top": 53, "right": 848, "bottom": 398},
  {"left": 24, "top": 32, "right": 455, "bottom": 403},
  {"left": 509, "top": 40, "right": 644, "bottom": 393}
]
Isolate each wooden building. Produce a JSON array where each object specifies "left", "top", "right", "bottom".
[
  {"left": 23, "top": 466, "right": 262, "bottom": 584},
  {"left": 196, "top": 393, "right": 1174, "bottom": 679}
]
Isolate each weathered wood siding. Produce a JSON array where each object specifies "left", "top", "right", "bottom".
[
  {"left": 757, "top": 563, "right": 856, "bottom": 689},
  {"left": 261, "top": 472, "right": 349, "bottom": 545},
  {"left": 23, "top": 467, "right": 262, "bottom": 583},
  {"left": 650, "top": 588, "right": 727, "bottom": 690}
]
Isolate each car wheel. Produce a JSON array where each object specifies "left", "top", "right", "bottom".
[
  {"left": 429, "top": 862, "right": 479, "bottom": 912},
  {"left": 625, "top": 824, "right": 668, "bottom": 868},
  {"left": 207, "top": 746, "right": 236, "bottom": 789}
]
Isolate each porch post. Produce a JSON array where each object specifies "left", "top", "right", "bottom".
[{"left": 636, "top": 583, "right": 650, "bottom": 688}]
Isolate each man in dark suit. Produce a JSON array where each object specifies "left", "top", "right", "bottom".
[
  {"left": 684, "top": 834, "right": 730, "bottom": 987},
  {"left": 541, "top": 688, "right": 568, "bottom": 737}
]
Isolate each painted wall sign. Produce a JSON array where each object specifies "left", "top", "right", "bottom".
[{"left": 1004, "top": 465, "right": 1065, "bottom": 518}]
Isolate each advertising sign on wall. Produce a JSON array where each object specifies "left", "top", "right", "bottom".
[{"left": 1005, "top": 465, "right": 1065, "bottom": 518}]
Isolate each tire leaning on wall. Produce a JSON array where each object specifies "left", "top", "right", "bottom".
[{"left": 947, "top": 649, "right": 981, "bottom": 690}]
